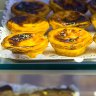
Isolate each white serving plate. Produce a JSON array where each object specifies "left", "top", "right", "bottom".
[{"left": 1, "top": 0, "right": 96, "bottom": 62}]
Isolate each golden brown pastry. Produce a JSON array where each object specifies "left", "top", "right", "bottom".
[
  {"left": 49, "top": 0, "right": 88, "bottom": 13},
  {"left": 49, "top": 11, "right": 90, "bottom": 29},
  {"left": 1, "top": 32, "right": 48, "bottom": 58},
  {"left": 11, "top": 0, "right": 50, "bottom": 17},
  {"left": 7, "top": 15, "right": 49, "bottom": 35},
  {"left": 48, "top": 27, "right": 92, "bottom": 57}
]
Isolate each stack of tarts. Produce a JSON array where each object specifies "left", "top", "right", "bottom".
[
  {"left": 1, "top": 0, "right": 93, "bottom": 58},
  {"left": 48, "top": 0, "right": 93, "bottom": 57},
  {"left": 11, "top": 0, "right": 50, "bottom": 17},
  {"left": 2, "top": 0, "right": 50, "bottom": 58}
]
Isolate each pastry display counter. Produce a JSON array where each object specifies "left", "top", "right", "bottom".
[
  {"left": 0, "top": 1, "right": 96, "bottom": 96},
  {"left": 0, "top": 0, "right": 96, "bottom": 65}
]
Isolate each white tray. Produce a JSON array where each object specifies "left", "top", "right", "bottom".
[{"left": 1, "top": 0, "right": 96, "bottom": 62}]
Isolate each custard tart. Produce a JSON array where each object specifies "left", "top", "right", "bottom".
[
  {"left": 7, "top": 15, "right": 49, "bottom": 35},
  {"left": 11, "top": 0, "right": 50, "bottom": 17},
  {"left": 49, "top": 11, "right": 90, "bottom": 29},
  {"left": 1, "top": 32, "right": 48, "bottom": 58},
  {"left": 88, "top": 0, "right": 96, "bottom": 14},
  {"left": 48, "top": 27, "right": 92, "bottom": 57},
  {"left": 49, "top": 0, "right": 88, "bottom": 13}
]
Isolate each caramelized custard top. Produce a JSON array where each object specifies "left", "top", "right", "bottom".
[
  {"left": 9, "top": 33, "right": 32, "bottom": 46},
  {"left": 55, "top": 29, "right": 80, "bottom": 43},
  {"left": 9, "top": 16, "right": 42, "bottom": 25},
  {"left": 15, "top": 1, "right": 44, "bottom": 14},
  {"left": 53, "top": 0, "right": 87, "bottom": 13},
  {"left": 51, "top": 11, "right": 88, "bottom": 24}
]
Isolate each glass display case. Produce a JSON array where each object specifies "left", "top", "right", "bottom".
[
  {"left": 0, "top": 0, "right": 96, "bottom": 64},
  {"left": 0, "top": 1, "right": 96, "bottom": 96},
  {"left": 0, "top": 71, "right": 96, "bottom": 96}
]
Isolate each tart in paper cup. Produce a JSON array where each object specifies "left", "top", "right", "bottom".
[{"left": 48, "top": 27, "right": 93, "bottom": 57}]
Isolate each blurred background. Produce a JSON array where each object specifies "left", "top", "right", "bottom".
[
  {"left": 0, "top": 0, "right": 5, "bottom": 10},
  {"left": 0, "top": 71, "right": 95, "bottom": 96}
]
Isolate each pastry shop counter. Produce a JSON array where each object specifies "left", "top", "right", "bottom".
[{"left": 1, "top": 0, "right": 96, "bottom": 65}]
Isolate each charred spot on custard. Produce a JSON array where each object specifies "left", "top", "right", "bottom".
[
  {"left": 9, "top": 33, "right": 32, "bottom": 46},
  {"left": 62, "top": 15, "right": 87, "bottom": 23},
  {"left": 63, "top": 11, "right": 88, "bottom": 23},
  {"left": 53, "top": 11, "right": 89, "bottom": 25},
  {"left": 55, "top": 30, "right": 79, "bottom": 43},
  {"left": 53, "top": 0, "right": 87, "bottom": 13},
  {"left": 10, "top": 16, "right": 27, "bottom": 25},
  {"left": 15, "top": 1, "right": 44, "bottom": 14},
  {"left": 10, "top": 16, "right": 42, "bottom": 25}
]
